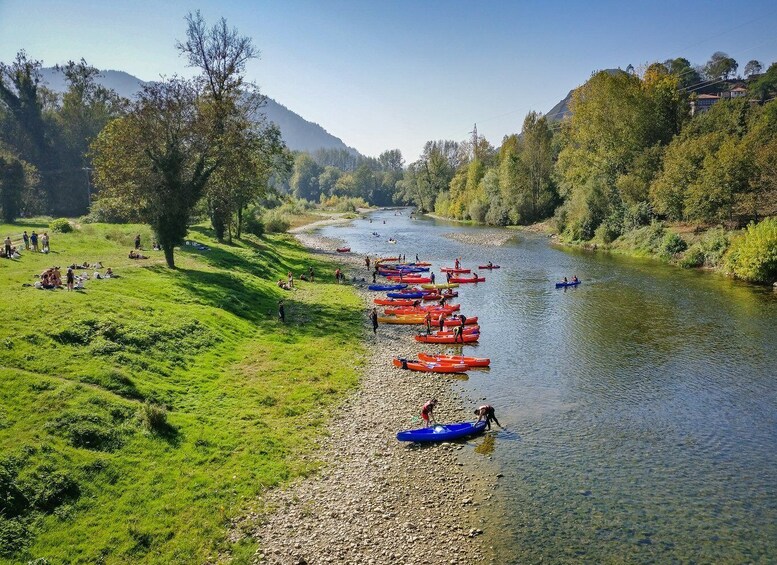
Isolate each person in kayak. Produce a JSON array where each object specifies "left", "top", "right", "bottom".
[
  {"left": 370, "top": 308, "right": 379, "bottom": 334},
  {"left": 487, "top": 261, "right": 493, "bottom": 268},
  {"left": 572, "top": 275, "right": 579, "bottom": 283},
  {"left": 563, "top": 276, "right": 568, "bottom": 284},
  {"left": 421, "top": 399, "right": 437, "bottom": 427},
  {"left": 474, "top": 404, "right": 501, "bottom": 430}
]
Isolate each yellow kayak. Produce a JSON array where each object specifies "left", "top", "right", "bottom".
[
  {"left": 377, "top": 316, "right": 426, "bottom": 325},
  {"left": 420, "top": 282, "right": 460, "bottom": 290}
]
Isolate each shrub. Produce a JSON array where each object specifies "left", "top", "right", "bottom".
[
  {"left": 138, "top": 402, "right": 171, "bottom": 435},
  {"left": 47, "top": 413, "right": 122, "bottom": 451},
  {"left": 243, "top": 214, "right": 264, "bottom": 237},
  {"left": 679, "top": 245, "right": 706, "bottom": 268},
  {"left": 22, "top": 467, "right": 80, "bottom": 512},
  {"left": 0, "top": 517, "right": 29, "bottom": 557},
  {"left": 262, "top": 209, "right": 290, "bottom": 234},
  {"left": 49, "top": 218, "right": 73, "bottom": 233},
  {"left": 726, "top": 217, "right": 777, "bottom": 283},
  {"left": 660, "top": 232, "right": 688, "bottom": 258},
  {"left": 0, "top": 459, "right": 27, "bottom": 519}
]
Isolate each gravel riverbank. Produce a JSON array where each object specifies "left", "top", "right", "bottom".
[{"left": 243, "top": 232, "right": 502, "bottom": 565}]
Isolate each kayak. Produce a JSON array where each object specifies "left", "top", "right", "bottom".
[
  {"left": 420, "top": 283, "right": 460, "bottom": 290},
  {"left": 478, "top": 264, "right": 500, "bottom": 269},
  {"left": 378, "top": 316, "right": 426, "bottom": 325},
  {"left": 373, "top": 298, "right": 416, "bottom": 306},
  {"left": 383, "top": 305, "right": 460, "bottom": 315},
  {"left": 439, "top": 316, "right": 479, "bottom": 326},
  {"left": 387, "top": 276, "right": 432, "bottom": 283},
  {"left": 449, "top": 276, "right": 485, "bottom": 283},
  {"left": 375, "top": 257, "right": 400, "bottom": 264},
  {"left": 336, "top": 247, "right": 351, "bottom": 253},
  {"left": 392, "top": 358, "right": 468, "bottom": 373},
  {"left": 397, "top": 420, "right": 487, "bottom": 442},
  {"left": 415, "top": 333, "right": 480, "bottom": 344},
  {"left": 440, "top": 267, "right": 471, "bottom": 273},
  {"left": 427, "top": 326, "right": 480, "bottom": 336},
  {"left": 387, "top": 291, "right": 424, "bottom": 299},
  {"left": 418, "top": 353, "right": 490, "bottom": 367},
  {"left": 555, "top": 280, "right": 581, "bottom": 288},
  {"left": 368, "top": 284, "right": 408, "bottom": 291}
]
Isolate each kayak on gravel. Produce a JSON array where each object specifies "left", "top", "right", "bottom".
[
  {"left": 392, "top": 358, "right": 468, "bottom": 373},
  {"left": 418, "top": 353, "right": 490, "bottom": 367},
  {"left": 368, "top": 284, "right": 408, "bottom": 291},
  {"left": 396, "top": 421, "right": 487, "bottom": 442},
  {"left": 414, "top": 333, "right": 480, "bottom": 344}
]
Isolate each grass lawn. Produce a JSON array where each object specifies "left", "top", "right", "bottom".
[{"left": 0, "top": 219, "right": 365, "bottom": 563}]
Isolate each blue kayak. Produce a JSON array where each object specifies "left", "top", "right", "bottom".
[
  {"left": 368, "top": 284, "right": 408, "bottom": 291},
  {"left": 397, "top": 421, "right": 488, "bottom": 442},
  {"left": 387, "top": 291, "right": 424, "bottom": 299},
  {"left": 555, "top": 280, "right": 581, "bottom": 288}
]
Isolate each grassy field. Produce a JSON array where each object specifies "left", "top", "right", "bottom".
[{"left": 0, "top": 219, "right": 365, "bottom": 563}]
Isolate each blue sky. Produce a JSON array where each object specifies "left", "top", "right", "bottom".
[{"left": 1, "top": 0, "right": 776, "bottom": 160}]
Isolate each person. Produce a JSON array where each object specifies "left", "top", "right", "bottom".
[
  {"left": 446, "top": 271, "right": 452, "bottom": 283},
  {"left": 459, "top": 313, "right": 467, "bottom": 327},
  {"left": 278, "top": 299, "right": 285, "bottom": 322},
  {"left": 287, "top": 272, "right": 294, "bottom": 289},
  {"left": 30, "top": 231, "right": 38, "bottom": 253},
  {"left": 487, "top": 261, "right": 493, "bottom": 268},
  {"left": 105, "top": 267, "right": 114, "bottom": 278},
  {"left": 365, "top": 256, "right": 370, "bottom": 269},
  {"left": 452, "top": 324, "right": 463, "bottom": 343},
  {"left": 563, "top": 276, "right": 568, "bottom": 284},
  {"left": 438, "top": 315, "right": 445, "bottom": 332},
  {"left": 22, "top": 231, "right": 29, "bottom": 250},
  {"left": 334, "top": 268, "right": 341, "bottom": 284},
  {"left": 474, "top": 404, "right": 501, "bottom": 430},
  {"left": 370, "top": 307, "right": 379, "bottom": 334},
  {"left": 41, "top": 232, "right": 49, "bottom": 253},
  {"left": 421, "top": 399, "right": 437, "bottom": 427},
  {"left": 3, "top": 236, "right": 11, "bottom": 259},
  {"left": 66, "top": 267, "right": 74, "bottom": 291},
  {"left": 153, "top": 241, "right": 161, "bottom": 251},
  {"left": 415, "top": 254, "right": 419, "bottom": 262},
  {"left": 454, "top": 258, "right": 460, "bottom": 269},
  {"left": 472, "top": 271, "right": 479, "bottom": 280},
  {"left": 134, "top": 234, "right": 141, "bottom": 250},
  {"left": 430, "top": 272, "right": 436, "bottom": 284},
  {"left": 372, "top": 271, "right": 377, "bottom": 283},
  {"left": 425, "top": 311, "right": 432, "bottom": 335},
  {"left": 308, "top": 266, "right": 315, "bottom": 282},
  {"left": 572, "top": 275, "right": 579, "bottom": 283},
  {"left": 277, "top": 279, "right": 290, "bottom": 290},
  {"left": 439, "top": 295, "right": 447, "bottom": 307}
]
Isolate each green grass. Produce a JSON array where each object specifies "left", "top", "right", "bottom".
[{"left": 0, "top": 220, "right": 365, "bottom": 563}]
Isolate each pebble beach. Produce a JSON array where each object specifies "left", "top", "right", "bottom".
[{"left": 243, "top": 231, "right": 502, "bottom": 565}]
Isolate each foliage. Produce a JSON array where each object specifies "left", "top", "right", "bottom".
[
  {"left": 261, "top": 208, "right": 290, "bottom": 233},
  {"left": 704, "top": 51, "right": 738, "bottom": 80},
  {"left": 726, "top": 217, "right": 777, "bottom": 283},
  {"left": 659, "top": 232, "right": 688, "bottom": 258},
  {"left": 48, "top": 218, "right": 72, "bottom": 233}
]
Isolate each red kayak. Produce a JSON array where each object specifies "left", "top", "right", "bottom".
[
  {"left": 336, "top": 247, "right": 351, "bottom": 253},
  {"left": 422, "top": 291, "right": 458, "bottom": 301},
  {"left": 373, "top": 298, "right": 416, "bottom": 306},
  {"left": 415, "top": 333, "right": 479, "bottom": 344},
  {"left": 384, "top": 306, "right": 460, "bottom": 316},
  {"left": 449, "top": 276, "right": 485, "bottom": 283},
  {"left": 428, "top": 326, "right": 480, "bottom": 336},
  {"left": 440, "top": 267, "right": 471, "bottom": 273},
  {"left": 440, "top": 316, "right": 479, "bottom": 326},
  {"left": 478, "top": 264, "right": 500, "bottom": 269},
  {"left": 392, "top": 358, "right": 468, "bottom": 373},
  {"left": 418, "top": 353, "right": 490, "bottom": 367},
  {"left": 386, "top": 276, "right": 432, "bottom": 283}
]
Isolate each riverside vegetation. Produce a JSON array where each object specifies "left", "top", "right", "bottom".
[{"left": 0, "top": 220, "right": 364, "bottom": 562}]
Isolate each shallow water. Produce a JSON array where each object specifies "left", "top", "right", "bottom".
[{"left": 319, "top": 209, "right": 777, "bottom": 563}]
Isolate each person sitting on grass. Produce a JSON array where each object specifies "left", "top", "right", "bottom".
[
  {"left": 474, "top": 404, "right": 502, "bottom": 430},
  {"left": 128, "top": 249, "right": 148, "bottom": 259},
  {"left": 105, "top": 267, "right": 114, "bottom": 278},
  {"left": 421, "top": 399, "right": 437, "bottom": 427},
  {"left": 277, "top": 279, "right": 291, "bottom": 290}
]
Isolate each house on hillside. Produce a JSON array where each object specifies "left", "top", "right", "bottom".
[
  {"left": 722, "top": 85, "right": 748, "bottom": 99},
  {"left": 690, "top": 93, "right": 721, "bottom": 116}
]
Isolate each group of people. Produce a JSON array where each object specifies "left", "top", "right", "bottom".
[
  {"left": 33, "top": 264, "right": 115, "bottom": 290},
  {"left": 3, "top": 231, "right": 51, "bottom": 258},
  {"left": 421, "top": 399, "right": 501, "bottom": 430},
  {"left": 562, "top": 275, "right": 580, "bottom": 283}
]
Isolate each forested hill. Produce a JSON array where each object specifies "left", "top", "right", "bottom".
[{"left": 39, "top": 67, "right": 361, "bottom": 156}]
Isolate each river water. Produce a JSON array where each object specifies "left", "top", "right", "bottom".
[{"left": 319, "top": 209, "right": 777, "bottom": 563}]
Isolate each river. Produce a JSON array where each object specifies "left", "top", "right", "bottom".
[{"left": 318, "top": 208, "right": 777, "bottom": 563}]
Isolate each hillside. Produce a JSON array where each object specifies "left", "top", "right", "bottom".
[{"left": 39, "top": 67, "right": 361, "bottom": 156}]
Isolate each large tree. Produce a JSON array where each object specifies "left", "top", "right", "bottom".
[
  {"left": 704, "top": 51, "right": 738, "bottom": 81},
  {"left": 91, "top": 79, "right": 215, "bottom": 267},
  {"left": 744, "top": 60, "right": 763, "bottom": 78}
]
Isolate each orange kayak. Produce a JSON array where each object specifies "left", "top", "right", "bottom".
[
  {"left": 418, "top": 353, "right": 490, "bottom": 367},
  {"left": 415, "top": 333, "right": 480, "bottom": 344},
  {"left": 392, "top": 358, "right": 468, "bottom": 373},
  {"left": 373, "top": 298, "right": 416, "bottom": 306}
]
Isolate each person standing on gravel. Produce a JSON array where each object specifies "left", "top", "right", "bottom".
[
  {"left": 425, "top": 311, "right": 432, "bottom": 335},
  {"left": 421, "top": 399, "right": 437, "bottom": 427},
  {"left": 370, "top": 308, "right": 379, "bottom": 334},
  {"left": 365, "top": 256, "right": 370, "bottom": 270}
]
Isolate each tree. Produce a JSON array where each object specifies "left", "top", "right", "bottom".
[
  {"left": 378, "top": 149, "right": 404, "bottom": 172},
  {"left": 0, "top": 150, "right": 27, "bottom": 222},
  {"left": 91, "top": 79, "right": 215, "bottom": 268},
  {"left": 744, "top": 60, "right": 763, "bottom": 78},
  {"left": 704, "top": 51, "right": 738, "bottom": 80},
  {"left": 664, "top": 57, "right": 702, "bottom": 89},
  {"left": 290, "top": 153, "right": 322, "bottom": 201},
  {"left": 177, "top": 10, "right": 280, "bottom": 242}
]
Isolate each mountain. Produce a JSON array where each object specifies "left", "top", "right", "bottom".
[
  {"left": 39, "top": 67, "right": 361, "bottom": 156},
  {"left": 545, "top": 68, "right": 625, "bottom": 122}
]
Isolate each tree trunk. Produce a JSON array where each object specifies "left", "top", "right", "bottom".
[
  {"left": 163, "top": 245, "right": 175, "bottom": 268},
  {"left": 236, "top": 207, "right": 243, "bottom": 239}
]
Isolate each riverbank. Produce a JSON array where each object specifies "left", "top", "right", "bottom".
[{"left": 243, "top": 232, "right": 501, "bottom": 564}]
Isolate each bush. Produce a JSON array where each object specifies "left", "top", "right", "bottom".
[
  {"left": 660, "top": 232, "right": 688, "bottom": 258},
  {"left": 726, "top": 217, "right": 777, "bottom": 283},
  {"left": 138, "top": 402, "right": 171, "bottom": 435},
  {"left": 49, "top": 218, "right": 72, "bottom": 233},
  {"left": 0, "top": 459, "right": 27, "bottom": 519},
  {"left": 22, "top": 467, "right": 80, "bottom": 512},
  {"left": 243, "top": 214, "right": 264, "bottom": 237},
  {"left": 0, "top": 517, "right": 29, "bottom": 557},
  {"left": 47, "top": 413, "right": 122, "bottom": 451},
  {"left": 679, "top": 245, "right": 706, "bottom": 268},
  {"left": 262, "top": 209, "right": 290, "bottom": 234}
]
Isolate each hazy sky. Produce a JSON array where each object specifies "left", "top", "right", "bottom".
[{"left": 2, "top": 0, "right": 776, "bottom": 161}]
